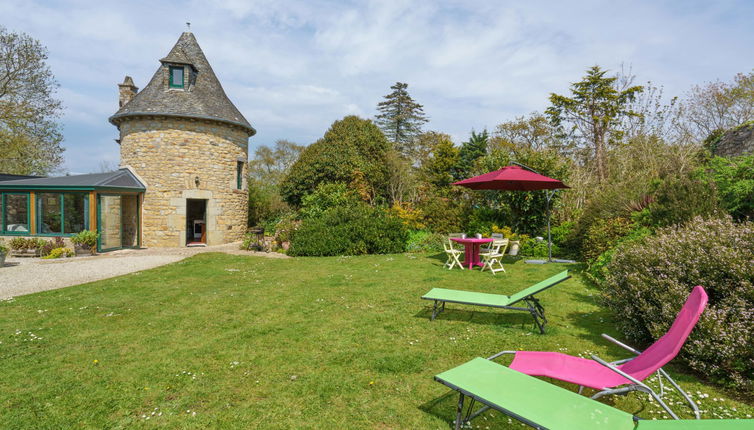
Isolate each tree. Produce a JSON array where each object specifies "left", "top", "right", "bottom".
[
  {"left": 248, "top": 139, "right": 305, "bottom": 184},
  {"left": 678, "top": 71, "right": 754, "bottom": 143},
  {"left": 418, "top": 132, "right": 459, "bottom": 192},
  {"left": 0, "top": 26, "right": 64, "bottom": 174},
  {"left": 546, "top": 66, "right": 643, "bottom": 183},
  {"left": 491, "top": 112, "right": 566, "bottom": 154},
  {"left": 453, "top": 129, "right": 488, "bottom": 180},
  {"left": 375, "top": 82, "right": 428, "bottom": 161},
  {"left": 247, "top": 139, "right": 304, "bottom": 226},
  {"left": 280, "top": 116, "right": 391, "bottom": 206}
]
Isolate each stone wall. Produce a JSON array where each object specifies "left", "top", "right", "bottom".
[
  {"left": 118, "top": 116, "right": 249, "bottom": 247},
  {"left": 714, "top": 123, "right": 754, "bottom": 158}
]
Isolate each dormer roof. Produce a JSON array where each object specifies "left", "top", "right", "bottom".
[{"left": 109, "top": 32, "right": 255, "bottom": 136}]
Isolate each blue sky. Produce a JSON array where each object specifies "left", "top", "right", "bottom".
[{"left": 2, "top": 0, "right": 753, "bottom": 173}]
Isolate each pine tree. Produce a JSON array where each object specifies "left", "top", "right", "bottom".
[
  {"left": 453, "top": 129, "right": 489, "bottom": 180},
  {"left": 375, "top": 82, "right": 428, "bottom": 160}
]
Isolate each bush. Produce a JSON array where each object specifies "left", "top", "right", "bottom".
[
  {"left": 416, "top": 191, "right": 466, "bottom": 233},
  {"left": 519, "top": 239, "right": 558, "bottom": 258},
  {"left": 600, "top": 217, "right": 754, "bottom": 393},
  {"left": 700, "top": 155, "right": 754, "bottom": 221},
  {"left": 299, "top": 182, "right": 361, "bottom": 219},
  {"left": 645, "top": 174, "right": 720, "bottom": 227},
  {"left": 248, "top": 181, "right": 289, "bottom": 227},
  {"left": 389, "top": 202, "right": 426, "bottom": 230},
  {"left": 405, "top": 230, "right": 445, "bottom": 253},
  {"left": 39, "top": 237, "right": 65, "bottom": 257},
  {"left": 280, "top": 116, "right": 392, "bottom": 206},
  {"left": 42, "top": 247, "right": 74, "bottom": 259},
  {"left": 581, "top": 217, "right": 635, "bottom": 262},
  {"left": 289, "top": 205, "right": 408, "bottom": 257},
  {"left": 585, "top": 226, "right": 651, "bottom": 284},
  {"left": 0, "top": 240, "right": 7, "bottom": 255}
]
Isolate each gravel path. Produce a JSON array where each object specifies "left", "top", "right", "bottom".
[{"left": 0, "top": 243, "right": 287, "bottom": 299}]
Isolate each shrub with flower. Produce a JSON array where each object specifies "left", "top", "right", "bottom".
[{"left": 600, "top": 216, "right": 754, "bottom": 393}]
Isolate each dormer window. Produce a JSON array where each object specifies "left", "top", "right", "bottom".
[{"left": 169, "top": 66, "right": 184, "bottom": 89}]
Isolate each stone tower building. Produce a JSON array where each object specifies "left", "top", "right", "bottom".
[{"left": 109, "top": 32, "right": 255, "bottom": 247}]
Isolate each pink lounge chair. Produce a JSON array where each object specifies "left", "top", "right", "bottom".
[{"left": 490, "top": 286, "right": 708, "bottom": 420}]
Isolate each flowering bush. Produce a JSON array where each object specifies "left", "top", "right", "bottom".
[
  {"left": 600, "top": 217, "right": 754, "bottom": 393},
  {"left": 389, "top": 202, "right": 426, "bottom": 230},
  {"left": 42, "top": 247, "right": 74, "bottom": 259}
]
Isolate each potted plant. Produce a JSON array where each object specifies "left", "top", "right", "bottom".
[
  {"left": 71, "top": 230, "right": 99, "bottom": 255},
  {"left": 0, "top": 240, "right": 7, "bottom": 267},
  {"left": 9, "top": 237, "right": 39, "bottom": 257}
]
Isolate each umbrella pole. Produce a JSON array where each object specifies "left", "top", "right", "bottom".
[{"left": 546, "top": 190, "right": 552, "bottom": 262}]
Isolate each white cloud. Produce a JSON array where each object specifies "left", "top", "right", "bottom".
[{"left": 0, "top": 0, "right": 752, "bottom": 172}]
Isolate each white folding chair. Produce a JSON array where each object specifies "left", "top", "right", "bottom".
[
  {"left": 480, "top": 239, "right": 508, "bottom": 274},
  {"left": 444, "top": 238, "right": 465, "bottom": 270}
]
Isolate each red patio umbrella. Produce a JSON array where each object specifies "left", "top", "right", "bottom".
[{"left": 453, "top": 164, "right": 570, "bottom": 263}]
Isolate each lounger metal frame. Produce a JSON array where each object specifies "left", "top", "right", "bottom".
[
  {"left": 426, "top": 275, "right": 570, "bottom": 334},
  {"left": 486, "top": 332, "right": 701, "bottom": 421}
]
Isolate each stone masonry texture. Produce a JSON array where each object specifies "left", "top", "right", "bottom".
[{"left": 119, "top": 116, "right": 248, "bottom": 247}]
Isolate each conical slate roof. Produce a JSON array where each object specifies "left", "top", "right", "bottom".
[{"left": 109, "top": 32, "right": 255, "bottom": 136}]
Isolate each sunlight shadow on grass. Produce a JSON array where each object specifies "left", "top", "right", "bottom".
[{"left": 414, "top": 306, "right": 537, "bottom": 330}]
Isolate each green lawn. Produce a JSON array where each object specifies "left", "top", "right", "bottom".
[{"left": 1, "top": 253, "right": 751, "bottom": 429}]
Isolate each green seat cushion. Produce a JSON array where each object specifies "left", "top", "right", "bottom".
[
  {"left": 422, "top": 288, "right": 512, "bottom": 307},
  {"left": 638, "top": 419, "right": 753, "bottom": 429},
  {"left": 435, "top": 357, "right": 637, "bottom": 430},
  {"left": 507, "top": 270, "right": 570, "bottom": 304}
]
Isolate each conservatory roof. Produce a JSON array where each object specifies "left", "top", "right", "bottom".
[{"left": 0, "top": 169, "right": 146, "bottom": 192}]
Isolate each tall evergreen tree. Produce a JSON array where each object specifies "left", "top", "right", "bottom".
[
  {"left": 546, "top": 66, "right": 643, "bottom": 183},
  {"left": 375, "top": 82, "right": 428, "bottom": 160},
  {"left": 453, "top": 129, "right": 489, "bottom": 180}
]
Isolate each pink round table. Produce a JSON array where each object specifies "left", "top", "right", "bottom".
[{"left": 450, "top": 237, "right": 494, "bottom": 269}]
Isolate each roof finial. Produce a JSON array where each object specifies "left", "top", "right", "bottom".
[{"left": 186, "top": 22, "right": 191, "bottom": 31}]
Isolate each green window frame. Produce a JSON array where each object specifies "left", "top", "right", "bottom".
[
  {"left": 236, "top": 161, "right": 244, "bottom": 190},
  {"left": 169, "top": 66, "right": 184, "bottom": 88},
  {"left": 1, "top": 192, "right": 31, "bottom": 235},
  {"left": 36, "top": 192, "right": 89, "bottom": 237}
]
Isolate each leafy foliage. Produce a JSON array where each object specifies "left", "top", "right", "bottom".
[
  {"left": 42, "top": 247, "right": 73, "bottom": 259},
  {"left": 405, "top": 230, "right": 445, "bottom": 253},
  {"left": 70, "top": 230, "right": 98, "bottom": 249},
  {"left": 299, "top": 182, "right": 361, "bottom": 219},
  {"left": 678, "top": 71, "right": 754, "bottom": 143},
  {"left": 644, "top": 173, "right": 720, "bottom": 227},
  {"left": 289, "top": 205, "right": 407, "bottom": 257},
  {"left": 280, "top": 116, "right": 391, "bottom": 207},
  {"left": 600, "top": 217, "right": 754, "bottom": 393},
  {"left": 453, "top": 129, "right": 488, "bottom": 181},
  {"left": 699, "top": 155, "right": 754, "bottom": 220},
  {"left": 0, "top": 25, "right": 64, "bottom": 174},
  {"left": 581, "top": 217, "right": 635, "bottom": 262},
  {"left": 38, "top": 237, "right": 65, "bottom": 257},
  {"left": 417, "top": 133, "right": 459, "bottom": 191},
  {"left": 546, "top": 66, "right": 643, "bottom": 182}
]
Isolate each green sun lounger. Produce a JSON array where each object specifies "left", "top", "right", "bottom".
[
  {"left": 421, "top": 271, "right": 570, "bottom": 333},
  {"left": 434, "top": 357, "right": 751, "bottom": 430}
]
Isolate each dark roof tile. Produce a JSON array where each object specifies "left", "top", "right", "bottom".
[{"left": 109, "top": 32, "right": 255, "bottom": 136}]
